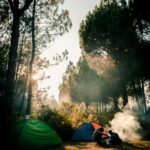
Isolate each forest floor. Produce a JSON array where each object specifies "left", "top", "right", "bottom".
[{"left": 50, "top": 141, "right": 150, "bottom": 150}]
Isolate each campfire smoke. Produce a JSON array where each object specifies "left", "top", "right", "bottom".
[
  {"left": 109, "top": 98, "right": 150, "bottom": 141},
  {"left": 109, "top": 108, "right": 142, "bottom": 141}
]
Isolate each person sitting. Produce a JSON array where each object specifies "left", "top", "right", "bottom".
[
  {"left": 92, "top": 127, "right": 110, "bottom": 145},
  {"left": 108, "top": 130, "right": 123, "bottom": 145}
]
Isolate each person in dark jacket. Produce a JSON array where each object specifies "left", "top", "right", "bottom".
[{"left": 108, "top": 130, "right": 122, "bottom": 145}]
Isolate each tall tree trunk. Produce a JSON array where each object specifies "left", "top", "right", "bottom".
[
  {"left": 1, "top": 12, "right": 20, "bottom": 147},
  {"left": 15, "top": 30, "right": 26, "bottom": 86},
  {"left": 19, "top": 65, "right": 29, "bottom": 116},
  {"left": 141, "top": 79, "right": 147, "bottom": 113},
  {"left": 6, "top": 14, "right": 20, "bottom": 119},
  {"left": 26, "top": 0, "right": 36, "bottom": 118},
  {"left": 96, "top": 102, "right": 99, "bottom": 115},
  {"left": 1, "top": 0, "right": 33, "bottom": 146},
  {"left": 122, "top": 84, "right": 128, "bottom": 107},
  {"left": 132, "top": 81, "right": 138, "bottom": 101},
  {"left": 113, "top": 96, "right": 119, "bottom": 112}
]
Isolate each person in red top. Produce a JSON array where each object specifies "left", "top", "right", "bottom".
[{"left": 92, "top": 127, "right": 110, "bottom": 144}]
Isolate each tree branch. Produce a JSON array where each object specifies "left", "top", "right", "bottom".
[
  {"left": 8, "top": 0, "right": 14, "bottom": 13},
  {"left": 20, "top": 0, "right": 33, "bottom": 15}
]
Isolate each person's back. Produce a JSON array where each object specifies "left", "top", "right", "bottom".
[
  {"left": 93, "top": 128, "right": 103, "bottom": 141},
  {"left": 93, "top": 128, "right": 110, "bottom": 144},
  {"left": 109, "top": 130, "right": 122, "bottom": 145},
  {"left": 92, "top": 128, "right": 104, "bottom": 143}
]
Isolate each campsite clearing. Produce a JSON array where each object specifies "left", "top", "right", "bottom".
[{"left": 50, "top": 141, "right": 150, "bottom": 150}]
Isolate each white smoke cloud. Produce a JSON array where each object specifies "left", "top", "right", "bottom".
[{"left": 109, "top": 105, "right": 142, "bottom": 141}]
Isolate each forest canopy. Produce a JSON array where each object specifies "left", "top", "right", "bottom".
[{"left": 78, "top": 0, "right": 150, "bottom": 111}]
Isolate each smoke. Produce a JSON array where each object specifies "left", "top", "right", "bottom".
[
  {"left": 109, "top": 108, "right": 142, "bottom": 141},
  {"left": 109, "top": 97, "right": 150, "bottom": 141}
]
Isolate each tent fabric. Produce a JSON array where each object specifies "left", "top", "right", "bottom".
[
  {"left": 14, "top": 119, "right": 63, "bottom": 149},
  {"left": 91, "top": 122, "right": 102, "bottom": 129},
  {"left": 71, "top": 122, "right": 102, "bottom": 142}
]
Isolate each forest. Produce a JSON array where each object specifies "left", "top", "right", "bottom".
[{"left": 0, "top": 0, "right": 150, "bottom": 149}]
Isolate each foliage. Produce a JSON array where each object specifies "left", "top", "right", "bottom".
[
  {"left": 39, "top": 107, "right": 74, "bottom": 141},
  {"left": 59, "top": 61, "right": 77, "bottom": 103},
  {"left": 34, "top": 101, "right": 116, "bottom": 141},
  {"left": 79, "top": 0, "right": 150, "bottom": 111},
  {"left": 0, "top": 0, "right": 72, "bottom": 117},
  {"left": 97, "top": 110, "right": 115, "bottom": 126},
  {"left": 0, "top": 44, "right": 9, "bottom": 69},
  {"left": 60, "top": 56, "right": 124, "bottom": 111},
  {"left": 129, "top": 0, "right": 150, "bottom": 36},
  {"left": 59, "top": 102, "right": 99, "bottom": 127},
  {"left": 0, "top": 0, "right": 72, "bottom": 146},
  {"left": 0, "top": 0, "right": 9, "bottom": 23},
  {"left": 71, "top": 59, "right": 108, "bottom": 103},
  {"left": 58, "top": 101, "right": 116, "bottom": 128}
]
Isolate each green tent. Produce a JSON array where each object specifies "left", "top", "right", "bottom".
[{"left": 14, "top": 119, "right": 63, "bottom": 149}]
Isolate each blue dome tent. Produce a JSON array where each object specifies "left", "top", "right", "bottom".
[{"left": 71, "top": 122, "right": 102, "bottom": 142}]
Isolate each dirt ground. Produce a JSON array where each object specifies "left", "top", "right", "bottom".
[{"left": 50, "top": 141, "right": 150, "bottom": 150}]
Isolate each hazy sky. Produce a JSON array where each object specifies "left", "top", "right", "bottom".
[{"left": 40, "top": 0, "right": 101, "bottom": 101}]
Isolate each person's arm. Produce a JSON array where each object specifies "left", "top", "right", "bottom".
[
  {"left": 92, "top": 129, "right": 98, "bottom": 140},
  {"left": 102, "top": 131, "right": 110, "bottom": 137}
]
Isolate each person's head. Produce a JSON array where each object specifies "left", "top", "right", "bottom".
[
  {"left": 109, "top": 130, "right": 113, "bottom": 135},
  {"left": 98, "top": 127, "right": 104, "bottom": 132}
]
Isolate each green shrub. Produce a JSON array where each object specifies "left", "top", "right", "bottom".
[{"left": 40, "top": 109, "right": 74, "bottom": 141}]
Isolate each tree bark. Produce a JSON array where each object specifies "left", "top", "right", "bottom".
[
  {"left": 141, "top": 79, "right": 147, "bottom": 113},
  {"left": 113, "top": 96, "right": 119, "bottom": 112},
  {"left": 26, "top": 0, "right": 36, "bottom": 117},
  {"left": 1, "top": 0, "right": 33, "bottom": 146},
  {"left": 5, "top": 13, "right": 20, "bottom": 122},
  {"left": 122, "top": 84, "right": 128, "bottom": 107},
  {"left": 1, "top": 13, "right": 20, "bottom": 147}
]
